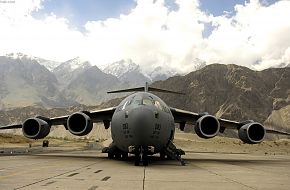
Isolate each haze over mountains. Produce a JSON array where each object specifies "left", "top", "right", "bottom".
[
  {"left": 0, "top": 53, "right": 192, "bottom": 109},
  {"left": 0, "top": 52, "right": 289, "bottom": 111}
]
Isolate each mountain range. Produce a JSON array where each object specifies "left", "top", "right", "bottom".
[
  {"left": 1, "top": 63, "right": 289, "bottom": 139},
  {"left": 0, "top": 53, "right": 190, "bottom": 109},
  {"left": 151, "top": 64, "right": 290, "bottom": 136}
]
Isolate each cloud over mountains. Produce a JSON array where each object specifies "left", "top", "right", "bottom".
[{"left": 0, "top": 0, "right": 289, "bottom": 73}]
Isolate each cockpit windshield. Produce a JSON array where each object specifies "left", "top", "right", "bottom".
[
  {"left": 142, "top": 97, "right": 170, "bottom": 113},
  {"left": 143, "top": 98, "right": 154, "bottom": 106},
  {"left": 117, "top": 94, "right": 170, "bottom": 113}
]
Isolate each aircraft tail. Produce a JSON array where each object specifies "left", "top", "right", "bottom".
[{"left": 107, "top": 82, "right": 185, "bottom": 95}]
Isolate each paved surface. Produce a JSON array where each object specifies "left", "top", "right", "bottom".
[{"left": 0, "top": 149, "right": 290, "bottom": 190}]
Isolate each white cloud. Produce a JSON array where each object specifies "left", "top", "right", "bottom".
[
  {"left": 0, "top": 0, "right": 290, "bottom": 73},
  {"left": 202, "top": 0, "right": 290, "bottom": 70},
  {"left": 0, "top": 0, "right": 84, "bottom": 61},
  {"left": 0, "top": 0, "right": 42, "bottom": 18}
]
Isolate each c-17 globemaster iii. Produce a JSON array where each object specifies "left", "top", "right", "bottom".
[{"left": 1, "top": 83, "right": 290, "bottom": 166}]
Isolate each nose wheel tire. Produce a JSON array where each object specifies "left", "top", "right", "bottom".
[
  {"left": 108, "top": 152, "right": 114, "bottom": 159},
  {"left": 134, "top": 146, "right": 149, "bottom": 166},
  {"left": 134, "top": 155, "right": 141, "bottom": 166},
  {"left": 122, "top": 153, "right": 128, "bottom": 160},
  {"left": 142, "top": 154, "right": 148, "bottom": 166}
]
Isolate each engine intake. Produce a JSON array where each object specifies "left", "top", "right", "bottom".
[
  {"left": 67, "top": 112, "right": 93, "bottom": 136},
  {"left": 22, "top": 118, "right": 50, "bottom": 139},
  {"left": 194, "top": 115, "right": 220, "bottom": 139},
  {"left": 238, "top": 122, "right": 265, "bottom": 144}
]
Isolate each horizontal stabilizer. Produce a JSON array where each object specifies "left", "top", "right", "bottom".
[
  {"left": 107, "top": 83, "right": 185, "bottom": 95},
  {"left": 107, "top": 87, "right": 145, "bottom": 94},
  {"left": 148, "top": 87, "right": 185, "bottom": 95}
]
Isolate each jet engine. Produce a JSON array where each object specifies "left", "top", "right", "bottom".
[
  {"left": 194, "top": 115, "right": 220, "bottom": 139},
  {"left": 238, "top": 122, "right": 265, "bottom": 144},
  {"left": 22, "top": 118, "right": 50, "bottom": 139},
  {"left": 67, "top": 112, "right": 93, "bottom": 136}
]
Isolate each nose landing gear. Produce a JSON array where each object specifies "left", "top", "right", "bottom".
[{"left": 133, "top": 146, "right": 150, "bottom": 166}]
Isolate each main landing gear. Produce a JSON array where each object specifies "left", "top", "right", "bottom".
[
  {"left": 102, "top": 143, "right": 128, "bottom": 160},
  {"left": 161, "top": 141, "right": 186, "bottom": 166}
]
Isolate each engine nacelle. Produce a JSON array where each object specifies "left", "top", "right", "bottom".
[
  {"left": 22, "top": 118, "right": 50, "bottom": 139},
  {"left": 67, "top": 112, "right": 93, "bottom": 136},
  {"left": 238, "top": 122, "right": 265, "bottom": 144},
  {"left": 194, "top": 115, "right": 220, "bottom": 139}
]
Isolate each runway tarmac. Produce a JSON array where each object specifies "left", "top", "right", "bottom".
[{"left": 0, "top": 148, "right": 290, "bottom": 190}]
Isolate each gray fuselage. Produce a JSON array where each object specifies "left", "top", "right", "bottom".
[{"left": 111, "top": 92, "right": 175, "bottom": 153}]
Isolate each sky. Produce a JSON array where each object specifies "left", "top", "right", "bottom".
[{"left": 0, "top": 0, "right": 289, "bottom": 73}]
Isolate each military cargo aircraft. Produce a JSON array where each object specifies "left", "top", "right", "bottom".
[{"left": 1, "top": 83, "right": 290, "bottom": 166}]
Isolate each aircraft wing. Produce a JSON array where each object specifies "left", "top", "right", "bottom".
[
  {"left": 0, "top": 107, "right": 116, "bottom": 130},
  {"left": 0, "top": 124, "right": 22, "bottom": 130},
  {"left": 49, "top": 107, "right": 117, "bottom": 126},
  {"left": 170, "top": 107, "right": 290, "bottom": 136}
]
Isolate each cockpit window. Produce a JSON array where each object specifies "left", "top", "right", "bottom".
[
  {"left": 143, "top": 98, "right": 154, "bottom": 106},
  {"left": 121, "top": 100, "right": 130, "bottom": 110},
  {"left": 142, "top": 98, "right": 170, "bottom": 113},
  {"left": 132, "top": 95, "right": 142, "bottom": 106},
  {"left": 117, "top": 94, "right": 170, "bottom": 113},
  {"left": 154, "top": 100, "right": 163, "bottom": 110}
]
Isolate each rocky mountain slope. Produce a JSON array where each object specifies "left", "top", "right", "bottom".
[
  {"left": 0, "top": 55, "right": 74, "bottom": 109},
  {"left": 5, "top": 53, "right": 60, "bottom": 71},
  {"left": 152, "top": 64, "right": 290, "bottom": 135},
  {"left": 63, "top": 66, "right": 121, "bottom": 105},
  {"left": 53, "top": 57, "right": 92, "bottom": 89}
]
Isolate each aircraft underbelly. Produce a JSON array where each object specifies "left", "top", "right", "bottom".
[{"left": 111, "top": 107, "right": 175, "bottom": 153}]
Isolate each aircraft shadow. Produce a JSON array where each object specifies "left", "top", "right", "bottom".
[{"left": 26, "top": 152, "right": 284, "bottom": 167}]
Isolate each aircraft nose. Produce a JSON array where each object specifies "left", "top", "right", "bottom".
[{"left": 130, "top": 106, "right": 155, "bottom": 145}]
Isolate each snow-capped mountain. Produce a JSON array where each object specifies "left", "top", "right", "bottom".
[
  {"left": 0, "top": 53, "right": 208, "bottom": 109},
  {"left": 0, "top": 55, "right": 75, "bottom": 109},
  {"left": 148, "top": 66, "right": 178, "bottom": 81},
  {"left": 103, "top": 59, "right": 139, "bottom": 78},
  {"left": 53, "top": 57, "right": 91, "bottom": 72},
  {"left": 53, "top": 57, "right": 92, "bottom": 89},
  {"left": 191, "top": 58, "right": 207, "bottom": 72},
  {"left": 63, "top": 66, "right": 121, "bottom": 105},
  {"left": 103, "top": 59, "right": 151, "bottom": 85},
  {"left": 5, "top": 53, "right": 60, "bottom": 71},
  {"left": 103, "top": 59, "right": 181, "bottom": 83}
]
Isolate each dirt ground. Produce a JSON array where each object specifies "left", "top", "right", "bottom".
[
  {"left": 174, "top": 132, "right": 290, "bottom": 155},
  {"left": 0, "top": 133, "right": 91, "bottom": 149},
  {"left": 1, "top": 132, "right": 290, "bottom": 155}
]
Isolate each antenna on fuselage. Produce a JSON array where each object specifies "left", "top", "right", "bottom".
[
  {"left": 107, "top": 82, "right": 185, "bottom": 95},
  {"left": 145, "top": 82, "right": 149, "bottom": 92}
]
